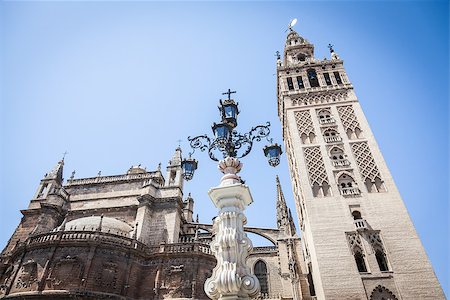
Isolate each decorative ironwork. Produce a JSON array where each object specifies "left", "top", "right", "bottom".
[
  {"left": 182, "top": 90, "right": 281, "bottom": 180},
  {"left": 187, "top": 121, "right": 271, "bottom": 161}
]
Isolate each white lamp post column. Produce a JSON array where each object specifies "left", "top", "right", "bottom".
[{"left": 204, "top": 157, "right": 260, "bottom": 300}]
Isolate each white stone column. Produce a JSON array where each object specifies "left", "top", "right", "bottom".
[{"left": 204, "top": 157, "right": 260, "bottom": 300}]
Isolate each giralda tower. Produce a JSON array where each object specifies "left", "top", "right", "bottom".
[{"left": 276, "top": 27, "right": 445, "bottom": 299}]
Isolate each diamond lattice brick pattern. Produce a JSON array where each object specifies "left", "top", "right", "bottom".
[
  {"left": 303, "top": 147, "right": 328, "bottom": 185},
  {"left": 295, "top": 110, "right": 315, "bottom": 135},
  {"left": 351, "top": 142, "right": 382, "bottom": 182},
  {"left": 346, "top": 232, "right": 362, "bottom": 254},
  {"left": 338, "top": 105, "right": 360, "bottom": 132}
]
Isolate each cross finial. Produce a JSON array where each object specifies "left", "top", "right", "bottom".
[
  {"left": 62, "top": 151, "right": 68, "bottom": 161},
  {"left": 275, "top": 51, "right": 280, "bottom": 60},
  {"left": 97, "top": 171, "right": 101, "bottom": 177},
  {"left": 177, "top": 139, "right": 182, "bottom": 148},
  {"left": 328, "top": 43, "right": 334, "bottom": 53},
  {"left": 222, "top": 89, "right": 236, "bottom": 100}
]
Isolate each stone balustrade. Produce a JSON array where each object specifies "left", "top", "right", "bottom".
[
  {"left": 324, "top": 135, "right": 342, "bottom": 143},
  {"left": 354, "top": 219, "right": 368, "bottom": 231},
  {"left": 252, "top": 246, "right": 278, "bottom": 253},
  {"left": 332, "top": 159, "right": 350, "bottom": 167},
  {"left": 66, "top": 172, "right": 158, "bottom": 186},
  {"left": 26, "top": 231, "right": 212, "bottom": 255},
  {"left": 340, "top": 187, "right": 360, "bottom": 196},
  {"left": 319, "top": 118, "right": 335, "bottom": 125}
]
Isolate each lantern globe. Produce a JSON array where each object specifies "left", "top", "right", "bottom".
[
  {"left": 263, "top": 143, "right": 283, "bottom": 167},
  {"left": 181, "top": 157, "right": 198, "bottom": 181}
]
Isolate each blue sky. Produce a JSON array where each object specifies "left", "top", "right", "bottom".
[{"left": 0, "top": 1, "right": 448, "bottom": 295}]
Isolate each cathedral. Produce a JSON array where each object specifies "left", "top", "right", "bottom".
[{"left": 0, "top": 28, "right": 445, "bottom": 300}]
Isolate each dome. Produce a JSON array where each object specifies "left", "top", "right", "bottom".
[
  {"left": 127, "top": 165, "right": 147, "bottom": 174},
  {"left": 64, "top": 216, "right": 133, "bottom": 237}
]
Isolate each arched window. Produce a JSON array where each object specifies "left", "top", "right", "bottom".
[
  {"left": 338, "top": 173, "right": 359, "bottom": 196},
  {"left": 317, "top": 109, "right": 334, "bottom": 124},
  {"left": 323, "top": 129, "right": 340, "bottom": 143},
  {"left": 352, "top": 210, "right": 362, "bottom": 220},
  {"left": 375, "top": 249, "right": 389, "bottom": 272},
  {"left": 254, "top": 260, "right": 269, "bottom": 295},
  {"left": 307, "top": 69, "right": 320, "bottom": 87},
  {"left": 330, "top": 147, "right": 349, "bottom": 167},
  {"left": 353, "top": 247, "right": 367, "bottom": 272}
]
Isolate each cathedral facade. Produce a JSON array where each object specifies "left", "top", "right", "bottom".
[{"left": 0, "top": 29, "right": 445, "bottom": 300}]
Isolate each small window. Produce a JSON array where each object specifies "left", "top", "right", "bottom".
[
  {"left": 334, "top": 71, "right": 342, "bottom": 84},
  {"left": 307, "top": 69, "right": 320, "bottom": 87},
  {"left": 324, "top": 73, "right": 332, "bottom": 86},
  {"left": 354, "top": 249, "right": 367, "bottom": 272},
  {"left": 297, "top": 76, "right": 304, "bottom": 89},
  {"left": 287, "top": 77, "right": 294, "bottom": 91}
]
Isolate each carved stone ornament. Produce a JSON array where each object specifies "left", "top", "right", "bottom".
[
  {"left": 48, "top": 255, "right": 83, "bottom": 288},
  {"left": 95, "top": 261, "right": 118, "bottom": 292},
  {"left": 15, "top": 259, "right": 37, "bottom": 290},
  {"left": 205, "top": 160, "right": 260, "bottom": 300},
  {"left": 218, "top": 157, "right": 243, "bottom": 186}
]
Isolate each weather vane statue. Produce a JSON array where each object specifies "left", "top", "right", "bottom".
[{"left": 181, "top": 90, "right": 282, "bottom": 300}]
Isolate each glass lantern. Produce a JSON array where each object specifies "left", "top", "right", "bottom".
[
  {"left": 212, "top": 122, "right": 231, "bottom": 146},
  {"left": 263, "top": 143, "right": 283, "bottom": 167},
  {"left": 181, "top": 157, "right": 198, "bottom": 181},
  {"left": 219, "top": 99, "right": 239, "bottom": 128}
]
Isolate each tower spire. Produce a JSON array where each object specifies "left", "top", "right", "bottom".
[
  {"left": 276, "top": 176, "right": 289, "bottom": 229},
  {"left": 45, "top": 159, "right": 64, "bottom": 184}
]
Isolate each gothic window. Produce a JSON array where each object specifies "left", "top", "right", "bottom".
[
  {"left": 354, "top": 247, "right": 367, "bottom": 272},
  {"left": 307, "top": 69, "right": 320, "bottom": 87},
  {"left": 370, "top": 285, "right": 398, "bottom": 300},
  {"left": 37, "top": 183, "right": 49, "bottom": 198},
  {"left": 323, "top": 129, "right": 341, "bottom": 143},
  {"left": 375, "top": 250, "right": 389, "bottom": 272},
  {"left": 338, "top": 173, "right": 360, "bottom": 196},
  {"left": 254, "top": 260, "right": 269, "bottom": 295},
  {"left": 329, "top": 146, "right": 348, "bottom": 168},
  {"left": 287, "top": 77, "right": 294, "bottom": 90},
  {"left": 317, "top": 109, "right": 334, "bottom": 124},
  {"left": 323, "top": 73, "right": 332, "bottom": 86},
  {"left": 296, "top": 76, "right": 304, "bottom": 89},
  {"left": 334, "top": 71, "right": 342, "bottom": 84}
]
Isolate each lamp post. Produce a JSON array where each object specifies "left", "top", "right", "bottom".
[{"left": 181, "top": 90, "right": 282, "bottom": 300}]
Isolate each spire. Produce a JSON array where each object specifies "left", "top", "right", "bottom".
[
  {"left": 276, "top": 175, "right": 289, "bottom": 230},
  {"left": 169, "top": 147, "right": 182, "bottom": 167},
  {"left": 284, "top": 28, "right": 314, "bottom": 66},
  {"left": 45, "top": 159, "right": 64, "bottom": 184}
]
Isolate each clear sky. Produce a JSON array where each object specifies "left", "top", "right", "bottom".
[{"left": 0, "top": 0, "right": 448, "bottom": 296}]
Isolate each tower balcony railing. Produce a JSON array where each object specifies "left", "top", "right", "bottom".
[
  {"left": 340, "top": 187, "right": 360, "bottom": 196},
  {"left": 332, "top": 159, "right": 350, "bottom": 167},
  {"left": 324, "top": 135, "right": 342, "bottom": 143},
  {"left": 354, "top": 219, "right": 368, "bottom": 231},
  {"left": 319, "top": 117, "right": 335, "bottom": 125}
]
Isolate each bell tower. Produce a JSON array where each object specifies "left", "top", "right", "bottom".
[{"left": 276, "top": 27, "right": 445, "bottom": 299}]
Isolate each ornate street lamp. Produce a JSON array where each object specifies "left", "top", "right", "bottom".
[
  {"left": 181, "top": 156, "right": 198, "bottom": 181},
  {"left": 182, "top": 90, "right": 282, "bottom": 300},
  {"left": 263, "top": 140, "right": 283, "bottom": 167}
]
